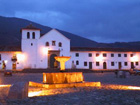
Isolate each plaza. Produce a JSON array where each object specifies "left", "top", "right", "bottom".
[{"left": 0, "top": 72, "right": 140, "bottom": 105}]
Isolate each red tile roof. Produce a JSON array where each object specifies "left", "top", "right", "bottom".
[
  {"left": 22, "top": 24, "right": 41, "bottom": 30},
  {"left": 71, "top": 47, "right": 140, "bottom": 52},
  {"left": 0, "top": 46, "right": 21, "bottom": 51}
]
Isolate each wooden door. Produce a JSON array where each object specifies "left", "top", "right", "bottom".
[
  {"left": 50, "top": 54, "right": 57, "bottom": 68},
  {"left": 103, "top": 62, "right": 107, "bottom": 69},
  {"left": 118, "top": 62, "right": 122, "bottom": 69},
  {"left": 12, "top": 63, "right": 16, "bottom": 69},
  {"left": 89, "top": 62, "right": 92, "bottom": 69}
]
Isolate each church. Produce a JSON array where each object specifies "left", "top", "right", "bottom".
[{"left": 0, "top": 24, "right": 140, "bottom": 70}]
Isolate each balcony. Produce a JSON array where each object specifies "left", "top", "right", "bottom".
[{"left": 11, "top": 57, "right": 17, "bottom": 62}]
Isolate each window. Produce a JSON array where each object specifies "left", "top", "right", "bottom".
[
  {"left": 31, "top": 43, "right": 33, "bottom": 46},
  {"left": 0, "top": 54, "right": 1, "bottom": 61},
  {"left": 32, "top": 32, "right": 35, "bottom": 39},
  {"left": 96, "top": 62, "right": 100, "bottom": 66},
  {"left": 89, "top": 53, "right": 92, "bottom": 57},
  {"left": 103, "top": 53, "right": 107, "bottom": 57},
  {"left": 136, "top": 62, "right": 139, "bottom": 66},
  {"left": 124, "top": 62, "right": 127, "bottom": 66},
  {"left": 76, "top": 60, "right": 79, "bottom": 65},
  {"left": 111, "top": 62, "right": 114, "bottom": 66},
  {"left": 118, "top": 54, "right": 121, "bottom": 57},
  {"left": 96, "top": 53, "right": 99, "bottom": 57},
  {"left": 27, "top": 32, "right": 30, "bottom": 39},
  {"left": 130, "top": 54, "right": 133, "bottom": 57},
  {"left": 52, "top": 41, "right": 56, "bottom": 46},
  {"left": 46, "top": 42, "right": 49, "bottom": 46},
  {"left": 111, "top": 54, "right": 114, "bottom": 57},
  {"left": 75, "top": 53, "right": 79, "bottom": 57},
  {"left": 84, "top": 62, "right": 87, "bottom": 66},
  {"left": 58, "top": 42, "right": 62, "bottom": 47},
  {"left": 124, "top": 54, "right": 127, "bottom": 57}
]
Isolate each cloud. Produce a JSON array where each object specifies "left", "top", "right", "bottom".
[{"left": 0, "top": 0, "right": 140, "bottom": 42}]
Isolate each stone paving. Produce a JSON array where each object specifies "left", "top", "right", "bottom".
[
  {"left": 0, "top": 73, "right": 42, "bottom": 84},
  {"left": 0, "top": 72, "right": 140, "bottom": 105}
]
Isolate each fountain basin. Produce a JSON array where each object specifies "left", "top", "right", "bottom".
[
  {"left": 54, "top": 56, "right": 70, "bottom": 62},
  {"left": 29, "top": 81, "right": 101, "bottom": 89},
  {"left": 43, "top": 72, "right": 83, "bottom": 84},
  {"left": 54, "top": 56, "right": 71, "bottom": 71}
]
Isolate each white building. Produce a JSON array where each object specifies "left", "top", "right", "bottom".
[{"left": 0, "top": 24, "right": 140, "bottom": 70}]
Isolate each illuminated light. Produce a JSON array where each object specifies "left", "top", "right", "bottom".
[
  {"left": 42, "top": 47, "right": 48, "bottom": 55},
  {"left": 17, "top": 54, "right": 25, "bottom": 61},
  {"left": 104, "top": 85, "right": 140, "bottom": 90},
  {"left": 128, "top": 86, "right": 140, "bottom": 90},
  {"left": 130, "top": 56, "right": 139, "bottom": 62},
  {"left": 28, "top": 82, "right": 101, "bottom": 97},
  {"left": 28, "top": 91, "right": 42, "bottom": 97},
  {"left": 4, "top": 60, "right": 8, "bottom": 64},
  {"left": 28, "top": 88, "right": 79, "bottom": 97},
  {"left": 54, "top": 56, "right": 71, "bottom": 71},
  {"left": 95, "top": 55, "right": 104, "bottom": 61},
  {"left": 43, "top": 74, "right": 47, "bottom": 83},
  {"left": 0, "top": 84, "right": 11, "bottom": 87},
  {"left": 28, "top": 84, "right": 140, "bottom": 97}
]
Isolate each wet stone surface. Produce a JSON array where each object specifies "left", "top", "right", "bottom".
[
  {"left": 5, "top": 88, "right": 140, "bottom": 105},
  {"left": 0, "top": 72, "right": 140, "bottom": 105}
]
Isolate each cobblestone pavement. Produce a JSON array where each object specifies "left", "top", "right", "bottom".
[
  {"left": 84, "top": 72, "right": 140, "bottom": 86},
  {"left": 6, "top": 87, "right": 140, "bottom": 105},
  {"left": 0, "top": 73, "right": 42, "bottom": 84},
  {"left": 0, "top": 72, "right": 140, "bottom": 105}
]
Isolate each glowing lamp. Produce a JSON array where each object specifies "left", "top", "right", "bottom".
[
  {"left": 130, "top": 56, "right": 139, "bottom": 62},
  {"left": 5, "top": 60, "right": 8, "bottom": 64},
  {"left": 17, "top": 54, "right": 25, "bottom": 61},
  {"left": 95, "top": 55, "right": 103, "bottom": 61},
  {"left": 42, "top": 47, "right": 48, "bottom": 55}
]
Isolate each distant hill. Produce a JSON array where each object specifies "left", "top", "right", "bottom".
[
  {"left": 0, "top": 16, "right": 99, "bottom": 47},
  {"left": 0, "top": 16, "right": 140, "bottom": 50},
  {"left": 101, "top": 41, "right": 140, "bottom": 50}
]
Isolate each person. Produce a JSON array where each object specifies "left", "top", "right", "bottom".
[
  {"left": 115, "top": 70, "right": 118, "bottom": 78},
  {"left": 71, "top": 61, "right": 76, "bottom": 69},
  {"left": 132, "top": 65, "right": 135, "bottom": 70},
  {"left": 54, "top": 60, "right": 58, "bottom": 68},
  {"left": 2, "top": 61, "right": 6, "bottom": 70},
  {"left": 119, "top": 65, "right": 122, "bottom": 70},
  {"left": 119, "top": 70, "right": 123, "bottom": 78},
  {"left": 122, "top": 70, "right": 126, "bottom": 78}
]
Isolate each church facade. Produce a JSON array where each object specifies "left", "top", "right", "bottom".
[{"left": 0, "top": 25, "right": 140, "bottom": 70}]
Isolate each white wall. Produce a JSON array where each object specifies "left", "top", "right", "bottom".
[
  {"left": 21, "top": 29, "right": 40, "bottom": 68},
  {"left": 0, "top": 52, "right": 25, "bottom": 70},
  {"left": 37, "top": 29, "right": 70, "bottom": 68},
  {"left": 69, "top": 51, "right": 140, "bottom": 70}
]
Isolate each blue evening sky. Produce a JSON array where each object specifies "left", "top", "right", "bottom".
[{"left": 0, "top": 0, "right": 140, "bottom": 43}]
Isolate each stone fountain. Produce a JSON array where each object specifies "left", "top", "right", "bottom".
[{"left": 29, "top": 56, "right": 101, "bottom": 89}]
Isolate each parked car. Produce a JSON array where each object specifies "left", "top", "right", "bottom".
[
  {"left": 129, "top": 69, "right": 140, "bottom": 75},
  {"left": 4, "top": 70, "right": 12, "bottom": 76}
]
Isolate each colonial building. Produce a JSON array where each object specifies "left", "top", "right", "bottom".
[{"left": 0, "top": 24, "right": 140, "bottom": 70}]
